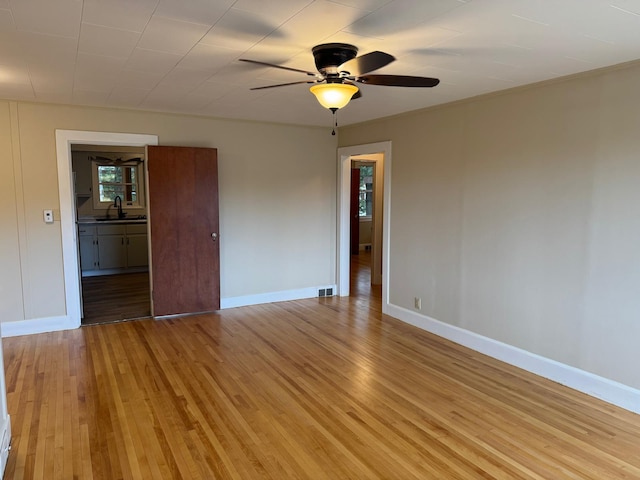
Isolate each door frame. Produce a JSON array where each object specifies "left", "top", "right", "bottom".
[
  {"left": 337, "top": 141, "right": 391, "bottom": 312},
  {"left": 55, "top": 130, "right": 158, "bottom": 328}
]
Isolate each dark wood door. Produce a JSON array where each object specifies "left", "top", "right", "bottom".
[
  {"left": 350, "top": 168, "right": 360, "bottom": 255},
  {"left": 147, "top": 146, "right": 220, "bottom": 317}
]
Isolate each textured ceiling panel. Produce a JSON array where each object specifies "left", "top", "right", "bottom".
[{"left": 0, "top": 0, "right": 638, "bottom": 126}]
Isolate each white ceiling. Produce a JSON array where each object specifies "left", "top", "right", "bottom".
[{"left": 1, "top": 0, "right": 639, "bottom": 127}]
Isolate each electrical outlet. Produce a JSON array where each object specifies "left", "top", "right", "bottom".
[{"left": 414, "top": 297, "right": 422, "bottom": 310}]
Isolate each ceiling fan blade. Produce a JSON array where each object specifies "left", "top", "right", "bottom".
[
  {"left": 250, "top": 80, "right": 318, "bottom": 90},
  {"left": 239, "top": 58, "right": 317, "bottom": 77},
  {"left": 355, "top": 75, "right": 440, "bottom": 87},
  {"left": 339, "top": 51, "right": 395, "bottom": 76}
]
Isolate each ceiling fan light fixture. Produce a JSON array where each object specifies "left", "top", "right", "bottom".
[{"left": 310, "top": 83, "right": 359, "bottom": 110}]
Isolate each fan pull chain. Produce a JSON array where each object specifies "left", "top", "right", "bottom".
[{"left": 331, "top": 108, "right": 338, "bottom": 135}]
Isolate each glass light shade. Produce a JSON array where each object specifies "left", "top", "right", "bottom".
[{"left": 309, "top": 83, "right": 359, "bottom": 110}]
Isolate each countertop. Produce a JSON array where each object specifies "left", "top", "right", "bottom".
[{"left": 77, "top": 218, "right": 147, "bottom": 225}]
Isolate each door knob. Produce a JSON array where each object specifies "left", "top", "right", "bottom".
[{"left": 211, "top": 232, "right": 218, "bottom": 241}]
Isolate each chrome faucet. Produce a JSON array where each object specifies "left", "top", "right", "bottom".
[{"left": 113, "top": 195, "right": 125, "bottom": 219}]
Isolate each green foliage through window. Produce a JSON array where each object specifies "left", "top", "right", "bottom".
[
  {"left": 359, "top": 166, "right": 373, "bottom": 217},
  {"left": 97, "top": 165, "right": 138, "bottom": 203}
]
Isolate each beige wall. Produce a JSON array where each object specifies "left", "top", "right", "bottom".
[
  {"left": 0, "top": 101, "right": 337, "bottom": 324},
  {"left": 359, "top": 219, "right": 372, "bottom": 245},
  {"left": 339, "top": 62, "right": 640, "bottom": 390},
  {"left": 0, "top": 103, "right": 24, "bottom": 323}
]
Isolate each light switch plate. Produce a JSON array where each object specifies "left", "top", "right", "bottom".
[{"left": 44, "top": 209, "right": 54, "bottom": 223}]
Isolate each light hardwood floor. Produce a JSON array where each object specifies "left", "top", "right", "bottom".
[{"left": 3, "top": 254, "right": 640, "bottom": 479}]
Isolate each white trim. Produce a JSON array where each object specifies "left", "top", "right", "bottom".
[
  {"left": 82, "top": 267, "right": 148, "bottom": 277},
  {"left": 386, "top": 303, "right": 640, "bottom": 415},
  {"left": 1, "top": 315, "right": 75, "bottom": 337},
  {"left": 221, "top": 285, "right": 337, "bottom": 309},
  {"left": 0, "top": 414, "right": 9, "bottom": 478},
  {"left": 2, "top": 285, "right": 338, "bottom": 334},
  {"left": 55, "top": 130, "right": 158, "bottom": 330},
  {"left": 0, "top": 320, "right": 9, "bottom": 479},
  {"left": 337, "top": 141, "right": 391, "bottom": 313}
]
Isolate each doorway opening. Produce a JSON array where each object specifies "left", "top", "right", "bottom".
[
  {"left": 337, "top": 141, "right": 391, "bottom": 313},
  {"left": 350, "top": 159, "right": 377, "bottom": 299},
  {"left": 72, "top": 144, "right": 151, "bottom": 325},
  {"left": 55, "top": 130, "right": 158, "bottom": 330}
]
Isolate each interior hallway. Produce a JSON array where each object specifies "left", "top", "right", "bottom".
[{"left": 350, "top": 249, "right": 381, "bottom": 307}]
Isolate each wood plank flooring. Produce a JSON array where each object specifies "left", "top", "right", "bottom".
[
  {"left": 81, "top": 272, "right": 151, "bottom": 325},
  {"left": 3, "top": 254, "right": 640, "bottom": 479}
]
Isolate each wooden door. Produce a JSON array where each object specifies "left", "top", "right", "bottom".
[
  {"left": 350, "top": 168, "right": 360, "bottom": 255},
  {"left": 147, "top": 146, "right": 220, "bottom": 317}
]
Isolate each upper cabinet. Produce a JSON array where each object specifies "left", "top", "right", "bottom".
[{"left": 73, "top": 156, "right": 92, "bottom": 197}]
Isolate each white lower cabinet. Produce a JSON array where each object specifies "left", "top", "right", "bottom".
[
  {"left": 78, "top": 228, "right": 98, "bottom": 270},
  {"left": 127, "top": 235, "right": 149, "bottom": 268},
  {"left": 78, "top": 223, "right": 149, "bottom": 275},
  {"left": 97, "top": 232, "right": 126, "bottom": 269},
  {"left": 96, "top": 224, "right": 126, "bottom": 270}
]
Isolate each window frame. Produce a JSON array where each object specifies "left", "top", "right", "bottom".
[{"left": 91, "top": 158, "right": 146, "bottom": 210}]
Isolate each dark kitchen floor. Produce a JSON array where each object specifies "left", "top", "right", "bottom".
[{"left": 81, "top": 272, "right": 151, "bottom": 325}]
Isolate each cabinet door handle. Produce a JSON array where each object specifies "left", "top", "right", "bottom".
[{"left": 211, "top": 232, "right": 218, "bottom": 241}]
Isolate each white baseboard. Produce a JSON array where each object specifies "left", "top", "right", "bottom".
[
  {"left": 221, "top": 285, "right": 337, "bottom": 309},
  {"left": 82, "top": 266, "right": 148, "bottom": 277},
  {"left": 0, "top": 415, "right": 10, "bottom": 478},
  {"left": 386, "top": 303, "right": 640, "bottom": 415},
  {"left": 0, "top": 285, "right": 338, "bottom": 336},
  {"left": 1, "top": 315, "right": 80, "bottom": 338},
  {"left": 4, "top": 295, "right": 638, "bottom": 415}
]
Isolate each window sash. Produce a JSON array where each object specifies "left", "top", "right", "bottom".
[{"left": 92, "top": 161, "right": 144, "bottom": 209}]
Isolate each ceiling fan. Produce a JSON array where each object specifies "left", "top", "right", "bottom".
[
  {"left": 239, "top": 43, "right": 440, "bottom": 113},
  {"left": 91, "top": 155, "right": 143, "bottom": 165}
]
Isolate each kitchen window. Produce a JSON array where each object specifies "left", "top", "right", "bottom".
[{"left": 91, "top": 158, "right": 145, "bottom": 209}]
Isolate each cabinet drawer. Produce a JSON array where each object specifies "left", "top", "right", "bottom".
[
  {"left": 78, "top": 225, "right": 96, "bottom": 236},
  {"left": 126, "top": 224, "right": 147, "bottom": 235},
  {"left": 97, "top": 224, "right": 126, "bottom": 235}
]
